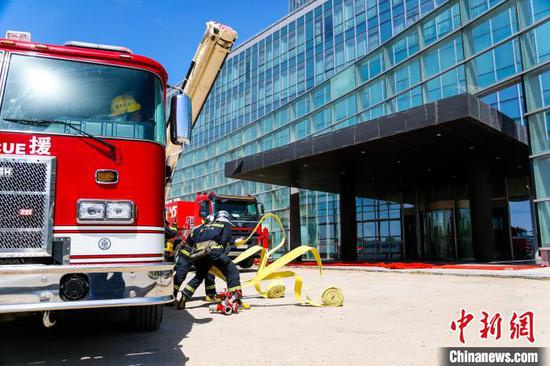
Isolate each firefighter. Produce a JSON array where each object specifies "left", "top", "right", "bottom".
[
  {"left": 164, "top": 219, "right": 178, "bottom": 261},
  {"left": 110, "top": 94, "right": 143, "bottom": 122},
  {"left": 173, "top": 216, "right": 218, "bottom": 304},
  {"left": 175, "top": 210, "right": 242, "bottom": 310}
]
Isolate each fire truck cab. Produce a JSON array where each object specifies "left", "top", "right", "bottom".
[
  {"left": 166, "top": 192, "right": 269, "bottom": 268},
  {"left": 0, "top": 24, "right": 237, "bottom": 330}
]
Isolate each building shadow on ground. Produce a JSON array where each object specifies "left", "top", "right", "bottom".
[{"left": 0, "top": 306, "right": 211, "bottom": 366}]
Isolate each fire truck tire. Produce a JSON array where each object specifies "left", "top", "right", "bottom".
[
  {"left": 239, "top": 257, "right": 255, "bottom": 269},
  {"left": 128, "top": 304, "right": 163, "bottom": 331}
]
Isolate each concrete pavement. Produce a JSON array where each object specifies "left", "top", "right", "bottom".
[
  {"left": 300, "top": 264, "right": 550, "bottom": 280},
  {"left": 1, "top": 268, "right": 548, "bottom": 365}
]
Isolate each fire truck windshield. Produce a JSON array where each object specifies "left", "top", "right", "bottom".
[
  {"left": 214, "top": 200, "right": 259, "bottom": 220},
  {"left": 0, "top": 54, "right": 165, "bottom": 144}
]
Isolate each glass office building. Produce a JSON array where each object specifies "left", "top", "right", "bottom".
[
  {"left": 170, "top": 0, "right": 550, "bottom": 261},
  {"left": 289, "top": 0, "right": 317, "bottom": 12}
]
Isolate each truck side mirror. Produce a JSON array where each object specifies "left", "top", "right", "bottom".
[
  {"left": 168, "top": 93, "right": 192, "bottom": 145},
  {"left": 258, "top": 202, "right": 265, "bottom": 215}
]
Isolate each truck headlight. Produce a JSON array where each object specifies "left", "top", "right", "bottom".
[
  {"left": 106, "top": 201, "right": 134, "bottom": 220},
  {"left": 77, "top": 200, "right": 134, "bottom": 223},
  {"left": 78, "top": 201, "right": 105, "bottom": 221}
]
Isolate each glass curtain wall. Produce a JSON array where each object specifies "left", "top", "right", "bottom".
[
  {"left": 171, "top": 0, "right": 550, "bottom": 259},
  {"left": 356, "top": 198, "right": 402, "bottom": 260}
]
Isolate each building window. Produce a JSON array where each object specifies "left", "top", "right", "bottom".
[
  {"left": 529, "top": 112, "right": 550, "bottom": 155},
  {"left": 393, "top": 86, "right": 423, "bottom": 112},
  {"left": 421, "top": 3, "right": 461, "bottom": 46},
  {"left": 389, "top": 30, "right": 419, "bottom": 65},
  {"left": 481, "top": 83, "right": 525, "bottom": 124},
  {"left": 533, "top": 156, "right": 550, "bottom": 199},
  {"left": 522, "top": 20, "right": 550, "bottom": 69},
  {"left": 312, "top": 106, "right": 332, "bottom": 133},
  {"left": 392, "top": 58, "right": 420, "bottom": 94},
  {"left": 423, "top": 36, "right": 464, "bottom": 78},
  {"left": 274, "top": 128, "right": 290, "bottom": 147},
  {"left": 466, "top": 4, "right": 518, "bottom": 56},
  {"left": 356, "top": 51, "right": 384, "bottom": 83},
  {"left": 294, "top": 118, "right": 310, "bottom": 140},
  {"left": 356, "top": 198, "right": 403, "bottom": 260},
  {"left": 358, "top": 78, "right": 386, "bottom": 110},
  {"left": 465, "top": 0, "right": 506, "bottom": 20},
  {"left": 525, "top": 67, "right": 550, "bottom": 111},
  {"left": 331, "top": 67, "right": 356, "bottom": 99},
  {"left": 468, "top": 39, "right": 522, "bottom": 91},
  {"left": 312, "top": 83, "right": 331, "bottom": 108},
  {"left": 517, "top": 0, "right": 550, "bottom": 25},
  {"left": 425, "top": 65, "right": 467, "bottom": 102},
  {"left": 538, "top": 201, "right": 550, "bottom": 247}
]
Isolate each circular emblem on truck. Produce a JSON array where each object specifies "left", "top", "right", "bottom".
[{"left": 98, "top": 238, "right": 111, "bottom": 250}]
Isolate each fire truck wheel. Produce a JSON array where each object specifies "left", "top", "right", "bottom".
[
  {"left": 128, "top": 304, "right": 163, "bottom": 331},
  {"left": 239, "top": 257, "right": 255, "bottom": 269}
]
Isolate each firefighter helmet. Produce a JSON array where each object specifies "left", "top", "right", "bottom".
[
  {"left": 215, "top": 210, "right": 234, "bottom": 226},
  {"left": 110, "top": 95, "right": 141, "bottom": 116}
]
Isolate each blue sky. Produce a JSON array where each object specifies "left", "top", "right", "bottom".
[{"left": 0, "top": 0, "right": 288, "bottom": 84}]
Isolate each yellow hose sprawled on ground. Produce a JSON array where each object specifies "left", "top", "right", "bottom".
[{"left": 209, "top": 213, "right": 344, "bottom": 307}]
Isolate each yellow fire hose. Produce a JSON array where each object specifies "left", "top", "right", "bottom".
[{"left": 209, "top": 213, "right": 344, "bottom": 307}]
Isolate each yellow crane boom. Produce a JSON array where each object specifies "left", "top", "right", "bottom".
[{"left": 166, "top": 21, "right": 237, "bottom": 188}]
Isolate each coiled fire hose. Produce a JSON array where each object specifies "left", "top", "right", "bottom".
[{"left": 209, "top": 212, "right": 344, "bottom": 307}]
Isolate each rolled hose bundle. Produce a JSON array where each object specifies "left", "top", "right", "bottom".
[
  {"left": 321, "top": 287, "right": 344, "bottom": 307},
  {"left": 210, "top": 213, "right": 344, "bottom": 307},
  {"left": 266, "top": 280, "right": 285, "bottom": 298}
]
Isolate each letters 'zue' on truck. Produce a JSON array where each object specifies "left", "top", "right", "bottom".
[{"left": 0, "top": 24, "right": 237, "bottom": 330}]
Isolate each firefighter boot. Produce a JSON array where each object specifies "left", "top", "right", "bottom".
[
  {"left": 176, "top": 291, "right": 187, "bottom": 310},
  {"left": 165, "top": 289, "right": 178, "bottom": 307},
  {"left": 205, "top": 293, "right": 225, "bottom": 302}
]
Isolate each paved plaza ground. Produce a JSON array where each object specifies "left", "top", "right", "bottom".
[{"left": 1, "top": 267, "right": 548, "bottom": 365}]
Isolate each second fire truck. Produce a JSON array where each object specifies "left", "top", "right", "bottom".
[{"left": 166, "top": 192, "right": 269, "bottom": 268}]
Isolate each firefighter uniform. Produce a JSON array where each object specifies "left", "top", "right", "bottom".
[
  {"left": 173, "top": 242, "right": 217, "bottom": 299},
  {"left": 179, "top": 220, "right": 241, "bottom": 303}
]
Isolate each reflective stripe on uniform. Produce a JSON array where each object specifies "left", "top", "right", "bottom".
[
  {"left": 228, "top": 286, "right": 241, "bottom": 292},
  {"left": 180, "top": 249, "right": 191, "bottom": 256},
  {"left": 185, "top": 285, "right": 195, "bottom": 292},
  {"left": 205, "top": 284, "right": 216, "bottom": 290}
]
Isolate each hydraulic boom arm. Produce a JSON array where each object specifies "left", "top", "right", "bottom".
[{"left": 166, "top": 21, "right": 237, "bottom": 183}]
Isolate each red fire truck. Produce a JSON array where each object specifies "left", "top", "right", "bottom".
[
  {"left": 166, "top": 192, "right": 269, "bottom": 268},
  {"left": 0, "top": 25, "right": 236, "bottom": 330}
]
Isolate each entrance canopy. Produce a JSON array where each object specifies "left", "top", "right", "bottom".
[{"left": 225, "top": 94, "right": 529, "bottom": 197}]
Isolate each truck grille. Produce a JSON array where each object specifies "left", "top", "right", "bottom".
[{"left": 0, "top": 155, "right": 55, "bottom": 257}]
